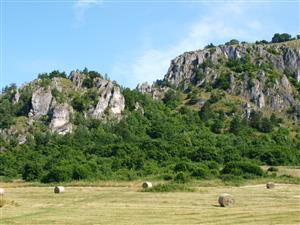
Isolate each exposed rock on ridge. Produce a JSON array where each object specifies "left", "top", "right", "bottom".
[{"left": 138, "top": 41, "right": 300, "bottom": 114}]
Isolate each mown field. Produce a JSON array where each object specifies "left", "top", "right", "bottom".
[{"left": 0, "top": 181, "right": 299, "bottom": 225}]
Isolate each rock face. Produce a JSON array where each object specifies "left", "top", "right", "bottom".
[
  {"left": 109, "top": 86, "right": 125, "bottom": 115},
  {"left": 49, "top": 104, "right": 73, "bottom": 135},
  {"left": 92, "top": 81, "right": 125, "bottom": 119},
  {"left": 69, "top": 70, "right": 82, "bottom": 89},
  {"left": 29, "top": 87, "right": 53, "bottom": 119},
  {"left": 139, "top": 42, "right": 300, "bottom": 113},
  {"left": 136, "top": 82, "right": 169, "bottom": 100},
  {"left": 17, "top": 72, "right": 126, "bottom": 136},
  {"left": 13, "top": 90, "right": 20, "bottom": 105}
]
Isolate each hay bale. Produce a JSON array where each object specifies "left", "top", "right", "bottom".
[
  {"left": 0, "top": 188, "right": 4, "bottom": 195},
  {"left": 54, "top": 186, "right": 65, "bottom": 194},
  {"left": 218, "top": 193, "right": 235, "bottom": 207},
  {"left": 266, "top": 182, "right": 275, "bottom": 189},
  {"left": 142, "top": 181, "right": 153, "bottom": 189}
]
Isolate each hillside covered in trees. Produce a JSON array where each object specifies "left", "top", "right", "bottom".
[{"left": 0, "top": 35, "right": 300, "bottom": 183}]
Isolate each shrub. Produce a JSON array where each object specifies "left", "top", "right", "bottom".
[
  {"left": 214, "top": 73, "right": 231, "bottom": 90},
  {"left": 162, "top": 173, "right": 173, "bottom": 181},
  {"left": 174, "top": 172, "right": 190, "bottom": 183},
  {"left": 22, "top": 162, "right": 43, "bottom": 181},
  {"left": 143, "top": 183, "right": 194, "bottom": 192},
  {"left": 82, "top": 77, "right": 94, "bottom": 88},
  {"left": 163, "top": 89, "right": 180, "bottom": 108},
  {"left": 221, "top": 161, "right": 263, "bottom": 178},
  {"left": 72, "top": 95, "right": 88, "bottom": 112},
  {"left": 271, "top": 33, "right": 292, "bottom": 43},
  {"left": 225, "top": 39, "right": 239, "bottom": 45},
  {"left": 42, "top": 165, "right": 73, "bottom": 183},
  {"left": 191, "top": 165, "right": 211, "bottom": 179},
  {"left": 72, "top": 164, "right": 92, "bottom": 180},
  {"left": 51, "top": 88, "right": 65, "bottom": 104},
  {"left": 267, "top": 166, "right": 278, "bottom": 172}
]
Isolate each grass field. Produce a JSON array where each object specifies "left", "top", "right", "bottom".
[{"left": 0, "top": 181, "right": 300, "bottom": 225}]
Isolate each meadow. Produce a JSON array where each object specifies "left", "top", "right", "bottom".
[{"left": 1, "top": 177, "right": 300, "bottom": 225}]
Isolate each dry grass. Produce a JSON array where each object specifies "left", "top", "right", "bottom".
[
  {"left": 262, "top": 166, "right": 300, "bottom": 178},
  {"left": 0, "top": 183, "right": 299, "bottom": 225},
  {"left": 269, "top": 39, "right": 300, "bottom": 48}
]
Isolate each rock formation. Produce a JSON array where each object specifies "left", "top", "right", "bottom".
[{"left": 138, "top": 41, "right": 300, "bottom": 114}]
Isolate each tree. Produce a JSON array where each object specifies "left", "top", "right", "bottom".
[
  {"left": 205, "top": 43, "right": 215, "bottom": 48},
  {"left": 211, "top": 119, "right": 224, "bottom": 134},
  {"left": 188, "top": 91, "right": 198, "bottom": 105},
  {"left": 230, "top": 117, "right": 242, "bottom": 134},
  {"left": 49, "top": 70, "right": 67, "bottom": 79},
  {"left": 214, "top": 73, "right": 231, "bottom": 90},
  {"left": 225, "top": 39, "right": 239, "bottom": 45},
  {"left": 259, "top": 117, "right": 273, "bottom": 133},
  {"left": 22, "top": 162, "right": 43, "bottom": 181},
  {"left": 72, "top": 95, "right": 88, "bottom": 112},
  {"left": 255, "top": 40, "right": 268, "bottom": 44},
  {"left": 249, "top": 111, "right": 262, "bottom": 129},
  {"left": 271, "top": 33, "right": 292, "bottom": 43},
  {"left": 162, "top": 89, "right": 180, "bottom": 108}
]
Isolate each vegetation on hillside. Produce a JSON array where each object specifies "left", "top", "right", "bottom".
[
  {"left": 0, "top": 35, "right": 300, "bottom": 183},
  {"left": 0, "top": 86, "right": 299, "bottom": 183}
]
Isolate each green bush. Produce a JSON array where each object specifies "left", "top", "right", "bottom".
[
  {"left": 72, "top": 164, "right": 92, "bottom": 180},
  {"left": 143, "top": 183, "right": 194, "bottom": 192},
  {"left": 271, "top": 33, "right": 292, "bottom": 43},
  {"left": 267, "top": 166, "right": 278, "bottom": 172},
  {"left": 191, "top": 165, "right": 211, "bottom": 179},
  {"left": 174, "top": 172, "right": 190, "bottom": 183},
  {"left": 163, "top": 89, "right": 180, "bottom": 108},
  {"left": 221, "top": 161, "right": 263, "bottom": 178},
  {"left": 22, "top": 162, "right": 43, "bottom": 181},
  {"left": 42, "top": 164, "right": 73, "bottom": 183},
  {"left": 225, "top": 39, "right": 239, "bottom": 45}
]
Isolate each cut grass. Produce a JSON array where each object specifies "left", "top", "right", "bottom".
[{"left": 0, "top": 183, "right": 299, "bottom": 225}]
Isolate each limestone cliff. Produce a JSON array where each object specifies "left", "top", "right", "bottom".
[
  {"left": 3, "top": 71, "right": 125, "bottom": 137},
  {"left": 138, "top": 40, "right": 300, "bottom": 119}
]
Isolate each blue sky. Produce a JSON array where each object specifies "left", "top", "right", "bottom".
[{"left": 0, "top": 0, "right": 299, "bottom": 89}]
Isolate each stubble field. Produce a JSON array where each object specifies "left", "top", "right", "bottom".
[{"left": 0, "top": 181, "right": 299, "bottom": 225}]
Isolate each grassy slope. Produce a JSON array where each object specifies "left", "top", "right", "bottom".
[
  {"left": 275, "top": 39, "right": 300, "bottom": 48},
  {"left": 0, "top": 182, "right": 299, "bottom": 225}
]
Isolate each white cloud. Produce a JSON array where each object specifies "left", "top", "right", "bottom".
[
  {"left": 111, "top": 3, "right": 268, "bottom": 88},
  {"left": 74, "top": 0, "right": 102, "bottom": 24}
]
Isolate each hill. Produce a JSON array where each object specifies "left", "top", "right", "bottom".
[{"left": 0, "top": 39, "right": 299, "bottom": 183}]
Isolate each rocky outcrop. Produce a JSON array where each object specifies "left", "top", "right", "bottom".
[
  {"left": 19, "top": 72, "right": 126, "bottom": 135},
  {"left": 109, "top": 86, "right": 125, "bottom": 115},
  {"left": 136, "top": 82, "right": 169, "bottom": 100},
  {"left": 29, "top": 87, "right": 53, "bottom": 119},
  {"left": 164, "top": 44, "right": 299, "bottom": 89},
  {"left": 49, "top": 104, "right": 73, "bottom": 135},
  {"left": 69, "top": 70, "right": 82, "bottom": 89},
  {"left": 13, "top": 90, "right": 20, "bottom": 105},
  {"left": 92, "top": 82, "right": 125, "bottom": 120},
  {"left": 142, "top": 41, "right": 300, "bottom": 113},
  {"left": 137, "top": 82, "right": 153, "bottom": 94}
]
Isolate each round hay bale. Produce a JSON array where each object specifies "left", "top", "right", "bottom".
[
  {"left": 142, "top": 181, "right": 153, "bottom": 189},
  {"left": 54, "top": 186, "right": 65, "bottom": 194},
  {"left": 266, "top": 182, "right": 275, "bottom": 189},
  {"left": 218, "top": 193, "right": 235, "bottom": 207},
  {"left": 0, "top": 188, "right": 4, "bottom": 195}
]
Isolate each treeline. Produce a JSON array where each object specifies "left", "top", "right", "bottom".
[
  {"left": 205, "top": 33, "right": 300, "bottom": 48},
  {"left": 0, "top": 89, "right": 299, "bottom": 183}
]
